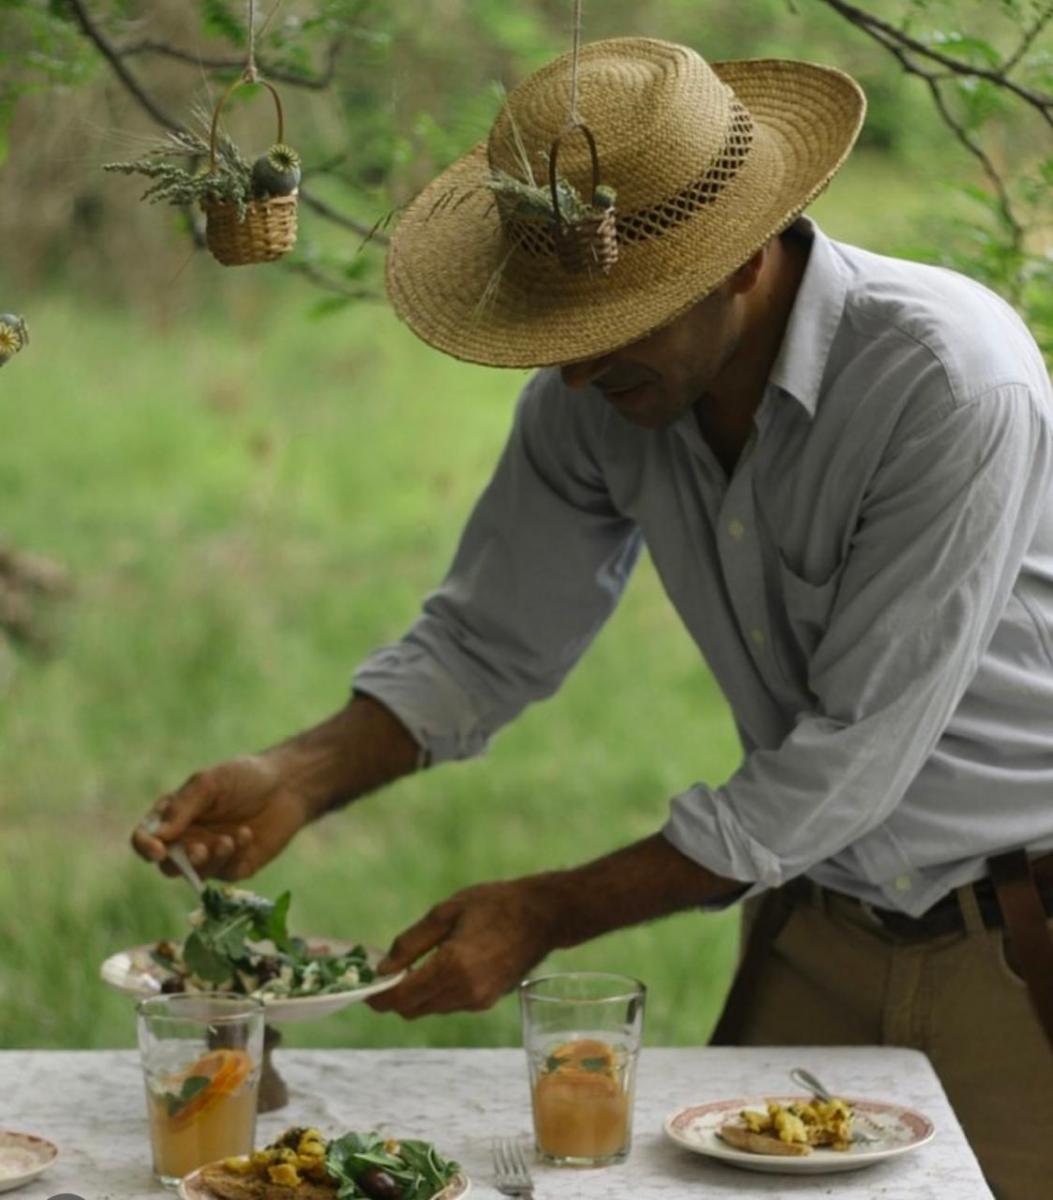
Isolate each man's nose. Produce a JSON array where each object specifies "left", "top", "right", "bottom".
[{"left": 560, "top": 355, "right": 611, "bottom": 390}]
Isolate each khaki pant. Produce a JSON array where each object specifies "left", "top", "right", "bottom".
[{"left": 725, "top": 885, "right": 1053, "bottom": 1200}]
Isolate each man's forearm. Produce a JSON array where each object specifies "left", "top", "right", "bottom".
[
  {"left": 263, "top": 693, "right": 422, "bottom": 819},
  {"left": 532, "top": 833, "right": 747, "bottom": 951}
]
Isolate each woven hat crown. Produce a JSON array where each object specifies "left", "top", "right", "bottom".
[{"left": 489, "top": 39, "right": 738, "bottom": 216}]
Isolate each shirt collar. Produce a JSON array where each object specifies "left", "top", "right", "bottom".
[{"left": 767, "top": 215, "right": 851, "bottom": 418}]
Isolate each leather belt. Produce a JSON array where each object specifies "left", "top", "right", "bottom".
[{"left": 857, "top": 857, "right": 1053, "bottom": 941}]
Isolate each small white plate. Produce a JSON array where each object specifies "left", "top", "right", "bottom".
[
  {"left": 99, "top": 938, "right": 404, "bottom": 1023},
  {"left": 0, "top": 1131, "right": 59, "bottom": 1193},
  {"left": 178, "top": 1164, "right": 470, "bottom": 1199},
  {"left": 664, "top": 1095, "right": 934, "bottom": 1175}
]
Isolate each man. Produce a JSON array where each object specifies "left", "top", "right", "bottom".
[{"left": 132, "top": 39, "right": 1053, "bottom": 1198}]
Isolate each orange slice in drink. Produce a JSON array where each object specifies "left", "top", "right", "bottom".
[{"left": 168, "top": 1048, "right": 252, "bottom": 1130}]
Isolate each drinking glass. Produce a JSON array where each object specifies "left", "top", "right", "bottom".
[
  {"left": 520, "top": 971, "right": 646, "bottom": 1167},
  {"left": 137, "top": 993, "right": 263, "bottom": 1187}
]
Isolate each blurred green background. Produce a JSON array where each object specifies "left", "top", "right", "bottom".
[{"left": 1, "top": 0, "right": 1049, "bottom": 1053}]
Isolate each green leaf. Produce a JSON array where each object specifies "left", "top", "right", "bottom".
[
  {"left": 579, "top": 1056, "right": 610, "bottom": 1072},
  {"left": 163, "top": 1073, "right": 210, "bottom": 1117},
  {"left": 183, "top": 928, "right": 237, "bottom": 984},
  {"left": 310, "top": 296, "right": 353, "bottom": 319},
  {"left": 199, "top": 0, "right": 245, "bottom": 45}
]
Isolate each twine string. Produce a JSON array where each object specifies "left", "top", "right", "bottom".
[
  {"left": 568, "top": 0, "right": 582, "bottom": 127},
  {"left": 245, "top": 0, "right": 258, "bottom": 82}
]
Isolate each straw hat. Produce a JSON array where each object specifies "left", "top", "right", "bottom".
[{"left": 386, "top": 37, "right": 866, "bottom": 369}]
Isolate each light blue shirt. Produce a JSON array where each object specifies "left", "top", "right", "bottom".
[{"left": 355, "top": 217, "right": 1053, "bottom": 917}]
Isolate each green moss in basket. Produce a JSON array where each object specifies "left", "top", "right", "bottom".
[{"left": 251, "top": 144, "right": 302, "bottom": 198}]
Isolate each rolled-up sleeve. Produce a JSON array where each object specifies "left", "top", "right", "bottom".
[
  {"left": 353, "top": 371, "right": 642, "bottom": 763},
  {"left": 663, "top": 382, "right": 1053, "bottom": 897}
]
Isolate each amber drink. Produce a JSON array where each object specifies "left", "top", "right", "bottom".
[
  {"left": 137, "top": 994, "right": 263, "bottom": 1188},
  {"left": 520, "top": 973, "right": 645, "bottom": 1167}
]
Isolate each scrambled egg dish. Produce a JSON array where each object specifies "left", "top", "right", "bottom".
[
  {"left": 224, "top": 1126, "right": 333, "bottom": 1187},
  {"left": 740, "top": 1098, "right": 854, "bottom": 1150}
]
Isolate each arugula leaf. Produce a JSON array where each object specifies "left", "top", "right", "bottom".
[
  {"left": 183, "top": 929, "right": 237, "bottom": 984},
  {"left": 163, "top": 1074, "right": 210, "bottom": 1117},
  {"left": 324, "top": 1131, "right": 458, "bottom": 1200}
]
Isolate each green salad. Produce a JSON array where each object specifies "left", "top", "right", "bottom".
[
  {"left": 150, "top": 883, "right": 377, "bottom": 1001},
  {"left": 325, "top": 1131, "right": 460, "bottom": 1200}
]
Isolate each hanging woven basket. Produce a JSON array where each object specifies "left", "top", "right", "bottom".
[
  {"left": 548, "top": 122, "right": 618, "bottom": 276},
  {"left": 203, "top": 77, "right": 298, "bottom": 267}
]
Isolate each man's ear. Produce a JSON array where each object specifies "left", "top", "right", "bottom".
[{"left": 726, "top": 246, "right": 766, "bottom": 296}]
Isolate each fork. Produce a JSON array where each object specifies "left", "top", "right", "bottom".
[
  {"left": 492, "top": 1136, "right": 535, "bottom": 1198},
  {"left": 790, "top": 1067, "right": 882, "bottom": 1143}
]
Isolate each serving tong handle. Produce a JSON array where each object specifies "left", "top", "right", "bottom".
[{"left": 140, "top": 813, "right": 205, "bottom": 895}]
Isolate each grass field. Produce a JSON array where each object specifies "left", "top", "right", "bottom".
[
  {"left": 0, "top": 147, "right": 964, "bottom": 1052},
  {"left": 0, "top": 286, "right": 746, "bottom": 1052}
]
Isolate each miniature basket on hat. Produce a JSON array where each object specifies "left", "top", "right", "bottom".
[
  {"left": 203, "top": 76, "right": 298, "bottom": 267},
  {"left": 547, "top": 123, "right": 618, "bottom": 275}
]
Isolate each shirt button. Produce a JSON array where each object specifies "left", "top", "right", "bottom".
[
  {"left": 728, "top": 519, "right": 745, "bottom": 540},
  {"left": 894, "top": 874, "right": 912, "bottom": 892},
  {"left": 750, "top": 628, "right": 766, "bottom": 648}
]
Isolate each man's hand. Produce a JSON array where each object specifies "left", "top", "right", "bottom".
[
  {"left": 131, "top": 695, "right": 424, "bottom": 882},
  {"left": 131, "top": 755, "right": 313, "bottom": 881},
  {"left": 367, "top": 877, "right": 559, "bottom": 1018},
  {"left": 367, "top": 836, "right": 745, "bottom": 1019}
]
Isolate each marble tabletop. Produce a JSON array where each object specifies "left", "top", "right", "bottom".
[{"left": 0, "top": 1045, "right": 991, "bottom": 1199}]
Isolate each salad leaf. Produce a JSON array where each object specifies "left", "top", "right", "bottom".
[
  {"left": 325, "top": 1131, "right": 459, "bottom": 1200},
  {"left": 156, "top": 883, "right": 377, "bottom": 999}
]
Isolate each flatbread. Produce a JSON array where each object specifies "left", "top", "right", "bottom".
[
  {"left": 198, "top": 1163, "right": 338, "bottom": 1200},
  {"left": 717, "top": 1122, "right": 812, "bottom": 1157}
]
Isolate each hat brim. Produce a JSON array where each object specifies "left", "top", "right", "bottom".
[{"left": 385, "top": 58, "right": 865, "bottom": 369}]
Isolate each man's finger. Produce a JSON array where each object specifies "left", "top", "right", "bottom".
[
  {"left": 368, "top": 953, "right": 450, "bottom": 1014},
  {"left": 149, "top": 775, "right": 215, "bottom": 842},
  {"left": 378, "top": 902, "right": 459, "bottom": 974}
]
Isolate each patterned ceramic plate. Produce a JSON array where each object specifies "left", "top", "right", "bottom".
[
  {"left": 178, "top": 1165, "right": 470, "bottom": 1199},
  {"left": 99, "top": 939, "right": 404, "bottom": 1023},
  {"left": 664, "top": 1095, "right": 935, "bottom": 1175},
  {"left": 0, "top": 1131, "right": 59, "bottom": 1194}
]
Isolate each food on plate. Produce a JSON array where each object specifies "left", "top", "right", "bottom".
[
  {"left": 146, "top": 1047, "right": 257, "bottom": 1180},
  {"left": 718, "top": 1097, "right": 854, "bottom": 1156},
  {"left": 530, "top": 1037, "right": 630, "bottom": 1159},
  {"left": 149, "top": 883, "right": 377, "bottom": 1001},
  {"left": 198, "top": 1127, "right": 460, "bottom": 1200}
]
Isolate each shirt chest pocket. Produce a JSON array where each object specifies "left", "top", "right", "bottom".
[{"left": 776, "top": 555, "right": 841, "bottom": 669}]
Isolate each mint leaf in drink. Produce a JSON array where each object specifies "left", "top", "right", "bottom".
[
  {"left": 580, "top": 1057, "right": 610, "bottom": 1072},
  {"left": 163, "top": 1073, "right": 210, "bottom": 1117}
]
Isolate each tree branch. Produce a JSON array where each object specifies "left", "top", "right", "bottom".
[
  {"left": 1003, "top": 2, "right": 1053, "bottom": 74},
  {"left": 65, "top": 0, "right": 184, "bottom": 133},
  {"left": 284, "top": 259, "right": 382, "bottom": 300},
  {"left": 117, "top": 36, "right": 345, "bottom": 91},
  {"left": 299, "top": 187, "right": 390, "bottom": 246},
  {"left": 816, "top": 0, "right": 1053, "bottom": 130}
]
